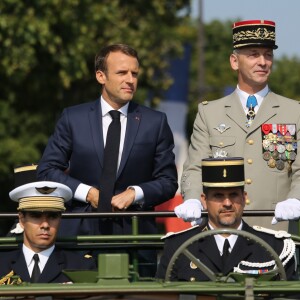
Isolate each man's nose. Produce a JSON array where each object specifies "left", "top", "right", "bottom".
[
  {"left": 223, "top": 198, "right": 233, "bottom": 206},
  {"left": 258, "top": 55, "right": 267, "bottom": 65},
  {"left": 40, "top": 217, "right": 50, "bottom": 228},
  {"left": 126, "top": 72, "right": 134, "bottom": 83}
]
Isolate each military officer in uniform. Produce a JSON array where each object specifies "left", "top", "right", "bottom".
[
  {"left": 175, "top": 20, "right": 300, "bottom": 231},
  {"left": 156, "top": 157, "right": 297, "bottom": 281},
  {"left": 0, "top": 181, "right": 96, "bottom": 283}
]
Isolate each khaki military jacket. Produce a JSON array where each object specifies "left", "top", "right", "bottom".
[{"left": 181, "top": 91, "right": 300, "bottom": 223}]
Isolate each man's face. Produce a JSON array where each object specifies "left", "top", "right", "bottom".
[
  {"left": 19, "top": 211, "right": 61, "bottom": 252},
  {"left": 201, "top": 187, "right": 246, "bottom": 229},
  {"left": 230, "top": 47, "right": 273, "bottom": 92},
  {"left": 96, "top": 51, "right": 139, "bottom": 109}
]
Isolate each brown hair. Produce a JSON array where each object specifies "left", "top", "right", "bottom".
[{"left": 95, "top": 44, "right": 139, "bottom": 74}]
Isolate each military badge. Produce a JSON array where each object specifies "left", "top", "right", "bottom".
[{"left": 214, "top": 123, "right": 230, "bottom": 134}]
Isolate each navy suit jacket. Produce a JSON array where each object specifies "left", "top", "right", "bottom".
[
  {"left": 156, "top": 222, "right": 297, "bottom": 281},
  {"left": 37, "top": 99, "right": 178, "bottom": 235},
  {"left": 0, "top": 247, "right": 96, "bottom": 283}
]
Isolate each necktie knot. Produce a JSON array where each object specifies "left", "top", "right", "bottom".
[
  {"left": 109, "top": 110, "right": 121, "bottom": 120},
  {"left": 246, "top": 95, "right": 258, "bottom": 109},
  {"left": 33, "top": 253, "right": 39, "bottom": 263}
]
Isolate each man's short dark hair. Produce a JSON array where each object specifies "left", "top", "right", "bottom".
[{"left": 95, "top": 44, "right": 139, "bottom": 73}]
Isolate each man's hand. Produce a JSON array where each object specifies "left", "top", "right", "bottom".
[
  {"left": 272, "top": 198, "right": 300, "bottom": 224},
  {"left": 174, "top": 199, "right": 203, "bottom": 222},
  {"left": 111, "top": 189, "right": 135, "bottom": 211},
  {"left": 86, "top": 187, "right": 99, "bottom": 209}
]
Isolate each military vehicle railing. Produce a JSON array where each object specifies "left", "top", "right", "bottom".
[{"left": 1, "top": 211, "right": 300, "bottom": 300}]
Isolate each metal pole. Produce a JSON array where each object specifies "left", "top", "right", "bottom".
[{"left": 198, "top": 0, "right": 205, "bottom": 101}]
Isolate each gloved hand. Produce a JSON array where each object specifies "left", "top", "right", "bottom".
[
  {"left": 174, "top": 199, "right": 203, "bottom": 222},
  {"left": 272, "top": 198, "right": 300, "bottom": 224}
]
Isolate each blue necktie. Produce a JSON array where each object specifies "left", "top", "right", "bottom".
[{"left": 246, "top": 95, "right": 258, "bottom": 127}]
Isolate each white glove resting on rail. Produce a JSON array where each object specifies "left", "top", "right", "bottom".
[
  {"left": 272, "top": 198, "right": 300, "bottom": 225},
  {"left": 174, "top": 199, "right": 203, "bottom": 225}
]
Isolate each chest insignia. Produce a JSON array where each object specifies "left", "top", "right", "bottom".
[{"left": 214, "top": 123, "right": 230, "bottom": 134}]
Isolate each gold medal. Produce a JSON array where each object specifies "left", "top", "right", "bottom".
[{"left": 268, "top": 157, "right": 276, "bottom": 168}]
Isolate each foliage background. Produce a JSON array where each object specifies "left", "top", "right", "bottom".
[{"left": 1, "top": 0, "right": 300, "bottom": 233}]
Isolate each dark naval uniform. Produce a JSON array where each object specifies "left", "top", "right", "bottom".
[
  {"left": 0, "top": 247, "right": 96, "bottom": 283},
  {"left": 156, "top": 221, "right": 296, "bottom": 281}
]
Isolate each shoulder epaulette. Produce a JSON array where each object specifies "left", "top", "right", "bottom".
[
  {"left": 161, "top": 225, "right": 200, "bottom": 240},
  {"left": 253, "top": 225, "right": 291, "bottom": 238}
]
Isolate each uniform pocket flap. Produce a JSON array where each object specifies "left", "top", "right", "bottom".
[{"left": 209, "top": 136, "right": 236, "bottom": 148}]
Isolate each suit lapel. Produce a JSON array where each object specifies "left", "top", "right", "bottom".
[
  {"left": 39, "top": 249, "right": 63, "bottom": 283},
  {"left": 225, "top": 93, "right": 248, "bottom": 133},
  {"left": 199, "top": 236, "right": 223, "bottom": 273},
  {"left": 117, "top": 102, "right": 141, "bottom": 177},
  {"left": 12, "top": 251, "right": 31, "bottom": 282},
  {"left": 89, "top": 99, "right": 104, "bottom": 168}
]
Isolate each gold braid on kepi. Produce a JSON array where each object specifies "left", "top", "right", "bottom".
[
  {"left": 18, "top": 197, "right": 66, "bottom": 211},
  {"left": 0, "top": 271, "right": 22, "bottom": 285}
]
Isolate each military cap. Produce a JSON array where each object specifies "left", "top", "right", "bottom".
[
  {"left": 232, "top": 20, "right": 278, "bottom": 49},
  {"left": 202, "top": 157, "right": 245, "bottom": 187},
  {"left": 9, "top": 181, "right": 72, "bottom": 212},
  {"left": 13, "top": 164, "right": 38, "bottom": 187}
]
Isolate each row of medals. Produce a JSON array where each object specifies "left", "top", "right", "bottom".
[{"left": 262, "top": 132, "right": 297, "bottom": 171}]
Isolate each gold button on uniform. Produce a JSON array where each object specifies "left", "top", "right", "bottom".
[
  {"left": 248, "top": 139, "right": 254, "bottom": 145},
  {"left": 245, "top": 179, "right": 252, "bottom": 184},
  {"left": 246, "top": 198, "right": 251, "bottom": 205},
  {"left": 247, "top": 159, "right": 253, "bottom": 164},
  {"left": 219, "top": 142, "right": 224, "bottom": 147},
  {"left": 190, "top": 277, "right": 196, "bottom": 282}
]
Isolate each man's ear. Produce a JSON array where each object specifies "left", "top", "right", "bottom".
[
  {"left": 18, "top": 212, "right": 25, "bottom": 229},
  {"left": 230, "top": 53, "right": 239, "bottom": 71},
  {"left": 242, "top": 191, "right": 247, "bottom": 208},
  {"left": 200, "top": 193, "right": 207, "bottom": 210},
  {"left": 95, "top": 70, "right": 106, "bottom": 85}
]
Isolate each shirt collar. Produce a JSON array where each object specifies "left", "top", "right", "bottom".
[
  {"left": 236, "top": 85, "right": 269, "bottom": 108},
  {"left": 209, "top": 221, "right": 243, "bottom": 252},
  {"left": 100, "top": 96, "right": 129, "bottom": 117},
  {"left": 23, "top": 244, "right": 55, "bottom": 267}
]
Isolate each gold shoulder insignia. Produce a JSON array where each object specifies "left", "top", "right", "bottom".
[
  {"left": 84, "top": 254, "right": 93, "bottom": 259},
  {"left": 161, "top": 225, "right": 199, "bottom": 240},
  {"left": 202, "top": 101, "right": 208, "bottom": 105},
  {"left": 0, "top": 271, "right": 22, "bottom": 285}
]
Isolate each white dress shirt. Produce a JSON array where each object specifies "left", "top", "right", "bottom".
[
  {"left": 209, "top": 222, "right": 243, "bottom": 255},
  {"left": 236, "top": 84, "right": 269, "bottom": 115},
  {"left": 74, "top": 97, "right": 144, "bottom": 204},
  {"left": 23, "top": 244, "right": 55, "bottom": 275}
]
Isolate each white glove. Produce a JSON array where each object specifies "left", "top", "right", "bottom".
[
  {"left": 174, "top": 199, "right": 203, "bottom": 222},
  {"left": 272, "top": 198, "right": 300, "bottom": 225}
]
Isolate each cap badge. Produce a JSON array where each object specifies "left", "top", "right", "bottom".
[
  {"left": 214, "top": 123, "right": 230, "bottom": 134},
  {"left": 35, "top": 187, "right": 57, "bottom": 194},
  {"left": 213, "top": 149, "right": 228, "bottom": 158}
]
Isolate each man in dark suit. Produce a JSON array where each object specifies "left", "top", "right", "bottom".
[
  {"left": 156, "top": 157, "right": 297, "bottom": 281},
  {"left": 36, "top": 44, "right": 178, "bottom": 275},
  {"left": 0, "top": 181, "right": 96, "bottom": 284}
]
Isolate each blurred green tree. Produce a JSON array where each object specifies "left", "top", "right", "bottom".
[{"left": 0, "top": 0, "right": 190, "bottom": 233}]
